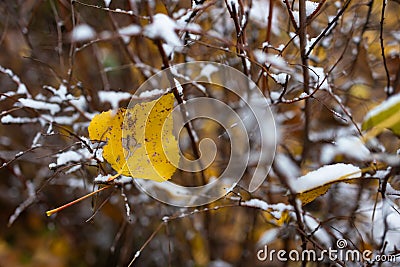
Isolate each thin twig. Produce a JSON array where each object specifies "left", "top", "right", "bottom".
[
  {"left": 379, "top": 0, "right": 392, "bottom": 97},
  {"left": 127, "top": 222, "right": 165, "bottom": 267},
  {"left": 46, "top": 185, "right": 112, "bottom": 216},
  {"left": 305, "top": 0, "right": 353, "bottom": 57},
  {"left": 298, "top": 0, "right": 311, "bottom": 166}
]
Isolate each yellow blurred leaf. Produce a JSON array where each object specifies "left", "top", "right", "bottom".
[
  {"left": 349, "top": 84, "right": 371, "bottom": 99},
  {"left": 362, "top": 93, "right": 400, "bottom": 139},
  {"left": 293, "top": 164, "right": 363, "bottom": 205}
]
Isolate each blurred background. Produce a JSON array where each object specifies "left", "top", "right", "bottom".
[{"left": 0, "top": 0, "right": 399, "bottom": 266}]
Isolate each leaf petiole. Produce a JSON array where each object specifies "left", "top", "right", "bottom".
[{"left": 46, "top": 185, "right": 112, "bottom": 216}]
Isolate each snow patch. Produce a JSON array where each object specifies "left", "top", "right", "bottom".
[
  {"left": 71, "top": 24, "right": 96, "bottom": 42},
  {"left": 270, "top": 73, "right": 290, "bottom": 85},
  {"left": 291, "top": 163, "right": 362, "bottom": 193},
  {"left": 98, "top": 90, "right": 131, "bottom": 110},
  {"left": 104, "top": 0, "right": 111, "bottom": 7},
  {"left": 144, "top": 14, "right": 182, "bottom": 47},
  {"left": 18, "top": 98, "right": 60, "bottom": 115},
  {"left": 253, "top": 49, "right": 268, "bottom": 64},
  {"left": 118, "top": 24, "right": 141, "bottom": 43},
  {"left": 1, "top": 115, "right": 38, "bottom": 124},
  {"left": 138, "top": 89, "right": 166, "bottom": 98},
  {"left": 321, "top": 136, "right": 371, "bottom": 163},
  {"left": 94, "top": 174, "right": 113, "bottom": 183}
]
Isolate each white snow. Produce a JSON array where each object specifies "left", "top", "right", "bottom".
[
  {"left": 249, "top": 0, "right": 279, "bottom": 34},
  {"left": 265, "top": 54, "right": 291, "bottom": 71},
  {"left": 17, "top": 84, "right": 29, "bottom": 95},
  {"left": 69, "top": 95, "right": 88, "bottom": 111},
  {"left": 55, "top": 150, "right": 83, "bottom": 166},
  {"left": 114, "top": 175, "right": 133, "bottom": 184},
  {"left": 94, "top": 173, "right": 113, "bottom": 183},
  {"left": 309, "top": 126, "right": 355, "bottom": 142},
  {"left": 363, "top": 93, "right": 400, "bottom": 121},
  {"left": 303, "top": 214, "right": 332, "bottom": 247},
  {"left": 104, "top": 0, "right": 111, "bottom": 7},
  {"left": 65, "top": 165, "right": 82, "bottom": 174},
  {"left": 71, "top": 24, "right": 96, "bottom": 42},
  {"left": 48, "top": 84, "right": 66, "bottom": 99},
  {"left": 118, "top": 24, "right": 141, "bottom": 35},
  {"left": 44, "top": 84, "right": 74, "bottom": 103},
  {"left": 8, "top": 181, "right": 36, "bottom": 226},
  {"left": 269, "top": 91, "right": 281, "bottom": 102},
  {"left": 241, "top": 199, "right": 292, "bottom": 215},
  {"left": 209, "top": 260, "right": 232, "bottom": 267},
  {"left": 291, "top": 163, "right": 362, "bottom": 193},
  {"left": 18, "top": 98, "right": 60, "bottom": 115},
  {"left": 385, "top": 183, "right": 400, "bottom": 204},
  {"left": 80, "top": 136, "right": 104, "bottom": 162},
  {"left": 253, "top": 49, "right": 268, "bottom": 64},
  {"left": 299, "top": 92, "right": 308, "bottom": 98},
  {"left": 162, "top": 43, "right": 176, "bottom": 58},
  {"left": 228, "top": 0, "right": 239, "bottom": 10},
  {"left": 270, "top": 73, "right": 290, "bottom": 85},
  {"left": 262, "top": 42, "right": 271, "bottom": 49},
  {"left": 41, "top": 113, "right": 80, "bottom": 125},
  {"left": 48, "top": 163, "right": 57, "bottom": 169},
  {"left": 242, "top": 198, "right": 269, "bottom": 210},
  {"left": 138, "top": 89, "right": 165, "bottom": 98},
  {"left": 305, "top": 1, "right": 319, "bottom": 17},
  {"left": 31, "top": 132, "right": 41, "bottom": 148},
  {"left": 133, "top": 250, "right": 141, "bottom": 260},
  {"left": 224, "top": 182, "right": 237, "bottom": 193},
  {"left": 257, "top": 228, "right": 280, "bottom": 246},
  {"left": 393, "top": 31, "right": 400, "bottom": 41},
  {"left": 173, "top": 78, "right": 183, "bottom": 95},
  {"left": 0, "top": 65, "right": 30, "bottom": 97},
  {"left": 198, "top": 63, "right": 219, "bottom": 81},
  {"left": 1, "top": 115, "right": 38, "bottom": 124},
  {"left": 309, "top": 66, "right": 329, "bottom": 90},
  {"left": 98, "top": 90, "right": 131, "bottom": 109},
  {"left": 118, "top": 24, "right": 141, "bottom": 43},
  {"left": 356, "top": 199, "right": 400, "bottom": 253},
  {"left": 321, "top": 136, "right": 371, "bottom": 163},
  {"left": 274, "top": 153, "right": 300, "bottom": 179},
  {"left": 292, "top": 1, "right": 319, "bottom": 27},
  {"left": 292, "top": 11, "right": 300, "bottom": 28},
  {"left": 144, "top": 14, "right": 182, "bottom": 47},
  {"left": 49, "top": 148, "right": 97, "bottom": 168}
]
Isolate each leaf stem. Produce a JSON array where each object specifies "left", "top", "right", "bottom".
[{"left": 46, "top": 185, "right": 111, "bottom": 216}]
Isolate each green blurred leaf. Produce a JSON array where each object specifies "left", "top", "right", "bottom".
[{"left": 362, "top": 94, "right": 400, "bottom": 138}]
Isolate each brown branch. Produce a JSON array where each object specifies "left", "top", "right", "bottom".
[
  {"left": 283, "top": 0, "right": 298, "bottom": 31},
  {"left": 305, "top": 0, "right": 352, "bottom": 57},
  {"left": 261, "top": 0, "right": 275, "bottom": 97},
  {"left": 50, "top": 0, "right": 65, "bottom": 72},
  {"left": 298, "top": 0, "right": 311, "bottom": 167},
  {"left": 351, "top": 0, "right": 374, "bottom": 72},
  {"left": 379, "top": 0, "right": 392, "bottom": 97},
  {"left": 225, "top": 0, "right": 249, "bottom": 76}
]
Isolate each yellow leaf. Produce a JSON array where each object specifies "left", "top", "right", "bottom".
[
  {"left": 88, "top": 109, "right": 130, "bottom": 176},
  {"left": 89, "top": 93, "right": 179, "bottom": 182},
  {"left": 362, "top": 93, "right": 400, "bottom": 139},
  {"left": 293, "top": 164, "right": 362, "bottom": 205},
  {"left": 297, "top": 183, "right": 334, "bottom": 205},
  {"left": 294, "top": 163, "right": 383, "bottom": 205}
]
